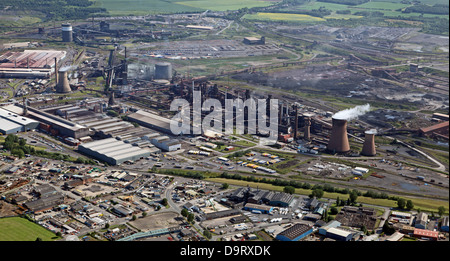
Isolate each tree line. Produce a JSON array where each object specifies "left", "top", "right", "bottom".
[
  {"left": 219, "top": 172, "right": 402, "bottom": 202},
  {"left": 0, "top": 0, "right": 107, "bottom": 21}
]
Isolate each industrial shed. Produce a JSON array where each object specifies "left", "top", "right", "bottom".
[
  {"left": 243, "top": 203, "right": 274, "bottom": 214},
  {"left": 325, "top": 227, "right": 353, "bottom": 241},
  {"left": 127, "top": 110, "right": 173, "bottom": 134},
  {"left": 0, "top": 107, "right": 39, "bottom": 134},
  {"left": 275, "top": 224, "right": 313, "bottom": 241},
  {"left": 78, "top": 138, "right": 151, "bottom": 165}
]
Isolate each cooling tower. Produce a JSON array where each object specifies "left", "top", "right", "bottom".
[
  {"left": 327, "top": 118, "right": 350, "bottom": 153},
  {"left": 154, "top": 62, "right": 172, "bottom": 80},
  {"left": 361, "top": 130, "right": 376, "bottom": 156},
  {"left": 56, "top": 70, "right": 71, "bottom": 93},
  {"left": 62, "top": 23, "right": 73, "bottom": 42}
]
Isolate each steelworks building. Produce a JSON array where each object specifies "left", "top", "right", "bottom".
[
  {"left": 78, "top": 138, "right": 151, "bottom": 165},
  {"left": 0, "top": 107, "right": 39, "bottom": 134}
]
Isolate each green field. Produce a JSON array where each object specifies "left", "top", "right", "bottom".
[
  {"left": 0, "top": 217, "right": 60, "bottom": 241},
  {"left": 93, "top": 0, "right": 279, "bottom": 15},
  {"left": 281, "top": 0, "right": 449, "bottom": 19}
]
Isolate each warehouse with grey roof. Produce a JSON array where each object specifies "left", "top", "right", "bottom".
[{"left": 78, "top": 138, "right": 151, "bottom": 165}]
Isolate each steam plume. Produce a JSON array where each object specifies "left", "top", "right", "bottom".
[{"left": 332, "top": 104, "right": 370, "bottom": 121}]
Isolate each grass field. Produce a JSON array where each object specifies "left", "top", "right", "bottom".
[
  {"left": 280, "top": 0, "right": 449, "bottom": 20},
  {"left": 0, "top": 217, "right": 60, "bottom": 241}
]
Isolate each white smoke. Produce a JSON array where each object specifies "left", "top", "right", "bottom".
[
  {"left": 332, "top": 104, "right": 370, "bottom": 121},
  {"left": 59, "top": 65, "right": 77, "bottom": 72},
  {"left": 365, "top": 128, "right": 377, "bottom": 135}
]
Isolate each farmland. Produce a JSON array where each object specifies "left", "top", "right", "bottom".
[
  {"left": 93, "top": 0, "right": 279, "bottom": 15},
  {"left": 243, "top": 12, "right": 326, "bottom": 22}
]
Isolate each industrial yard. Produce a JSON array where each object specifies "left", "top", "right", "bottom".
[{"left": 0, "top": 0, "right": 448, "bottom": 246}]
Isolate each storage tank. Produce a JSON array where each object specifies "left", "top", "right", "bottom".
[
  {"left": 61, "top": 23, "right": 73, "bottom": 42},
  {"left": 154, "top": 62, "right": 172, "bottom": 80}
]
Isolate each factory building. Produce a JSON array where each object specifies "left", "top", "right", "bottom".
[
  {"left": 0, "top": 49, "right": 66, "bottom": 78},
  {"left": 150, "top": 136, "right": 181, "bottom": 152},
  {"left": 0, "top": 107, "right": 39, "bottom": 134},
  {"left": 78, "top": 138, "right": 151, "bottom": 165},
  {"left": 2, "top": 104, "right": 91, "bottom": 139},
  {"left": 275, "top": 224, "right": 313, "bottom": 241},
  {"left": 419, "top": 121, "right": 449, "bottom": 139},
  {"left": 325, "top": 227, "right": 353, "bottom": 241},
  {"left": 127, "top": 110, "right": 173, "bottom": 134},
  {"left": 243, "top": 36, "right": 265, "bottom": 45},
  {"left": 243, "top": 203, "right": 274, "bottom": 214}
]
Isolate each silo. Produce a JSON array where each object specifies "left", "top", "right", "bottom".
[
  {"left": 327, "top": 118, "right": 350, "bottom": 154},
  {"left": 361, "top": 130, "right": 376, "bottom": 156},
  {"left": 154, "top": 62, "right": 172, "bottom": 80},
  {"left": 61, "top": 23, "right": 73, "bottom": 42}
]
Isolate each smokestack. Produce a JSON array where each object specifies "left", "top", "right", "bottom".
[
  {"left": 108, "top": 91, "right": 116, "bottom": 107},
  {"left": 56, "top": 70, "right": 71, "bottom": 93},
  {"left": 304, "top": 116, "right": 311, "bottom": 141},
  {"left": 361, "top": 130, "right": 376, "bottom": 156},
  {"left": 327, "top": 118, "right": 350, "bottom": 153},
  {"left": 54, "top": 57, "right": 58, "bottom": 85},
  {"left": 294, "top": 105, "right": 299, "bottom": 140},
  {"left": 23, "top": 97, "right": 27, "bottom": 116}
]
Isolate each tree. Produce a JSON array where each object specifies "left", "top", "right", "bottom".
[
  {"left": 349, "top": 190, "right": 358, "bottom": 204},
  {"left": 131, "top": 215, "right": 137, "bottom": 221},
  {"left": 222, "top": 183, "right": 229, "bottom": 190},
  {"left": 310, "top": 188, "right": 324, "bottom": 199},
  {"left": 397, "top": 198, "right": 406, "bottom": 209},
  {"left": 406, "top": 200, "right": 414, "bottom": 210},
  {"left": 330, "top": 206, "right": 339, "bottom": 215},
  {"left": 203, "top": 230, "right": 212, "bottom": 240},
  {"left": 162, "top": 198, "right": 168, "bottom": 207},
  {"left": 181, "top": 208, "right": 189, "bottom": 217},
  {"left": 438, "top": 206, "right": 446, "bottom": 217},
  {"left": 283, "top": 186, "right": 295, "bottom": 195},
  {"left": 104, "top": 223, "right": 110, "bottom": 229},
  {"left": 187, "top": 213, "right": 195, "bottom": 223}
]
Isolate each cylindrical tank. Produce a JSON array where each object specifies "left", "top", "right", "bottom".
[
  {"left": 327, "top": 118, "right": 350, "bottom": 153},
  {"left": 361, "top": 130, "right": 376, "bottom": 156},
  {"left": 62, "top": 23, "right": 73, "bottom": 42},
  {"left": 154, "top": 62, "right": 172, "bottom": 80}
]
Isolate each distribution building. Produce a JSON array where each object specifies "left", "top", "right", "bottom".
[{"left": 78, "top": 138, "right": 151, "bottom": 165}]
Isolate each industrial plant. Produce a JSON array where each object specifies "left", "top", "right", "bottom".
[{"left": 0, "top": 0, "right": 448, "bottom": 246}]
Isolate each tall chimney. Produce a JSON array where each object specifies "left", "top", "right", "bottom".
[
  {"left": 304, "top": 116, "right": 311, "bottom": 141},
  {"left": 54, "top": 57, "right": 58, "bottom": 85},
  {"left": 361, "top": 131, "right": 376, "bottom": 156},
  {"left": 294, "top": 105, "right": 299, "bottom": 140},
  {"left": 327, "top": 118, "right": 350, "bottom": 153},
  {"left": 23, "top": 97, "right": 27, "bottom": 116}
]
